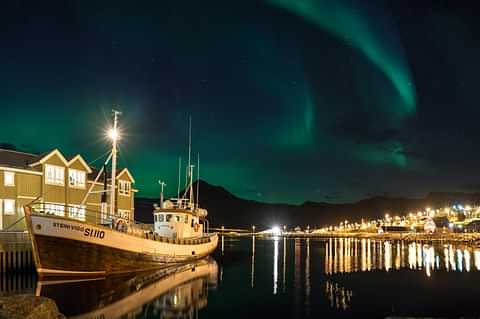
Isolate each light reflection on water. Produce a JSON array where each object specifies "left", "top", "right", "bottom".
[
  {"left": 5, "top": 237, "right": 480, "bottom": 318},
  {"left": 244, "top": 236, "right": 480, "bottom": 316},
  {"left": 323, "top": 238, "right": 480, "bottom": 277}
]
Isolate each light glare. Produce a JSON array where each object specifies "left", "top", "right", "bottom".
[{"left": 108, "top": 128, "right": 120, "bottom": 141}]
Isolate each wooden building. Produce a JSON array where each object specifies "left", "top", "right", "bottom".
[{"left": 0, "top": 148, "right": 136, "bottom": 231}]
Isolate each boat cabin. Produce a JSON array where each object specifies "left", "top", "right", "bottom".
[{"left": 153, "top": 199, "right": 207, "bottom": 239}]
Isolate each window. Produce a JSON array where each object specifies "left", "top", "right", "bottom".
[
  {"left": 68, "top": 205, "right": 85, "bottom": 221},
  {"left": 44, "top": 203, "right": 64, "bottom": 216},
  {"left": 69, "top": 169, "right": 86, "bottom": 188},
  {"left": 100, "top": 202, "right": 108, "bottom": 224},
  {"left": 118, "top": 209, "right": 130, "bottom": 220},
  {"left": 4, "top": 199, "right": 15, "bottom": 215},
  {"left": 4, "top": 171, "right": 14, "bottom": 186},
  {"left": 118, "top": 180, "right": 131, "bottom": 196},
  {"left": 175, "top": 215, "right": 181, "bottom": 222},
  {"left": 159, "top": 214, "right": 164, "bottom": 222},
  {"left": 184, "top": 215, "right": 188, "bottom": 224},
  {"left": 166, "top": 214, "right": 173, "bottom": 222},
  {"left": 45, "top": 165, "right": 64, "bottom": 185}
]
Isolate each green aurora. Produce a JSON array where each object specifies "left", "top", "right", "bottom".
[{"left": 2, "top": 1, "right": 479, "bottom": 204}]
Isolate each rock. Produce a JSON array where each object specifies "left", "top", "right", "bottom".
[{"left": 0, "top": 294, "right": 66, "bottom": 319}]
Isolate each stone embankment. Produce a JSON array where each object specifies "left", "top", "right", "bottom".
[{"left": 0, "top": 294, "right": 65, "bottom": 319}]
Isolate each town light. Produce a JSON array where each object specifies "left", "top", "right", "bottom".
[{"left": 271, "top": 226, "right": 281, "bottom": 236}]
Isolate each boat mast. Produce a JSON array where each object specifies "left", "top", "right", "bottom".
[
  {"left": 196, "top": 153, "right": 200, "bottom": 209},
  {"left": 187, "top": 116, "right": 194, "bottom": 208},
  {"left": 177, "top": 157, "right": 182, "bottom": 208},
  {"left": 109, "top": 110, "right": 121, "bottom": 219}
]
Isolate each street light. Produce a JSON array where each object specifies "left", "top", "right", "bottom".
[
  {"left": 108, "top": 128, "right": 120, "bottom": 141},
  {"left": 271, "top": 225, "right": 281, "bottom": 236}
]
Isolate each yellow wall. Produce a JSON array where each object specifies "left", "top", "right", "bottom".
[{"left": 0, "top": 152, "right": 137, "bottom": 230}]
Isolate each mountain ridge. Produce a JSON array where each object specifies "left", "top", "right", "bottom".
[{"left": 134, "top": 180, "right": 480, "bottom": 229}]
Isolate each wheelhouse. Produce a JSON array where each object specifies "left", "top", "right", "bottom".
[{"left": 153, "top": 199, "right": 207, "bottom": 239}]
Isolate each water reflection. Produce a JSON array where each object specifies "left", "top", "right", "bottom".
[
  {"left": 37, "top": 258, "right": 218, "bottom": 318},
  {"left": 305, "top": 238, "right": 310, "bottom": 316},
  {"left": 251, "top": 235, "right": 255, "bottom": 288},
  {"left": 273, "top": 237, "right": 279, "bottom": 294},
  {"left": 325, "top": 238, "right": 480, "bottom": 277},
  {"left": 0, "top": 272, "right": 36, "bottom": 295},
  {"left": 282, "top": 237, "right": 286, "bottom": 292},
  {"left": 325, "top": 281, "right": 353, "bottom": 311}
]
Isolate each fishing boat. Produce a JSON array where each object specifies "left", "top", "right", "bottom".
[{"left": 24, "top": 111, "right": 218, "bottom": 278}]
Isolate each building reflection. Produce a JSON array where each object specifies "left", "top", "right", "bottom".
[
  {"left": 221, "top": 235, "right": 224, "bottom": 255},
  {"left": 251, "top": 235, "right": 255, "bottom": 288},
  {"left": 324, "top": 238, "right": 480, "bottom": 277},
  {"left": 282, "top": 237, "right": 286, "bottom": 292},
  {"left": 305, "top": 238, "right": 310, "bottom": 316},
  {"left": 294, "top": 238, "right": 301, "bottom": 315},
  {"left": 0, "top": 272, "right": 36, "bottom": 295},
  {"left": 37, "top": 258, "right": 218, "bottom": 319},
  {"left": 325, "top": 281, "right": 353, "bottom": 311},
  {"left": 273, "top": 237, "right": 279, "bottom": 295}
]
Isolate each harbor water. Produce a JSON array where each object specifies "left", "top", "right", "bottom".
[{"left": 8, "top": 236, "right": 480, "bottom": 318}]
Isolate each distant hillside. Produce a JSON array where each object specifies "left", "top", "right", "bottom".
[{"left": 135, "top": 180, "right": 480, "bottom": 229}]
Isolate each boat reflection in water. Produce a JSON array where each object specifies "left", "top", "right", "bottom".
[
  {"left": 36, "top": 257, "right": 218, "bottom": 319},
  {"left": 324, "top": 237, "right": 480, "bottom": 276}
]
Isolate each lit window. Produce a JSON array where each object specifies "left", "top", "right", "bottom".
[
  {"left": 118, "top": 180, "right": 131, "bottom": 196},
  {"left": 68, "top": 205, "right": 85, "bottom": 221},
  {"left": 4, "top": 171, "right": 14, "bottom": 186},
  {"left": 45, "top": 165, "right": 64, "bottom": 185},
  {"left": 4, "top": 199, "right": 15, "bottom": 215},
  {"left": 44, "top": 203, "right": 64, "bottom": 216},
  {"left": 69, "top": 169, "right": 86, "bottom": 188},
  {"left": 118, "top": 209, "right": 130, "bottom": 220}
]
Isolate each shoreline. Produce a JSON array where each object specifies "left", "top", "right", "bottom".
[{"left": 220, "top": 231, "right": 480, "bottom": 245}]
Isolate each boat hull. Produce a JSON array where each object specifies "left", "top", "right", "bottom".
[{"left": 25, "top": 213, "right": 218, "bottom": 278}]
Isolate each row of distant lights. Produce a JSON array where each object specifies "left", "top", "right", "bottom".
[
  {"left": 319, "top": 204, "right": 478, "bottom": 232},
  {"left": 220, "top": 224, "right": 311, "bottom": 235},
  {"left": 220, "top": 205, "right": 476, "bottom": 234}
]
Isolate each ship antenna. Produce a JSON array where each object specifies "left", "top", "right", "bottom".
[
  {"left": 158, "top": 180, "right": 166, "bottom": 208},
  {"left": 109, "top": 109, "right": 121, "bottom": 220}
]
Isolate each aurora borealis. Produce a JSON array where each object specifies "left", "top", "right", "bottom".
[{"left": 2, "top": 1, "right": 480, "bottom": 204}]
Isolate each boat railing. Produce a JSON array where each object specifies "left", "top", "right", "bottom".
[{"left": 25, "top": 203, "right": 217, "bottom": 246}]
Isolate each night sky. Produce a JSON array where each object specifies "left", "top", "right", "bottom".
[{"left": 1, "top": 1, "right": 479, "bottom": 204}]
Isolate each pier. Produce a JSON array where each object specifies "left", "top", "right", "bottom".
[{"left": 0, "top": 232, "right": 34, "bottom": 274}]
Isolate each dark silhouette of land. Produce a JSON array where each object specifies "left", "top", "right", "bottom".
[{"left": 135, "top": 180, "right": 480, "bottom": 229}]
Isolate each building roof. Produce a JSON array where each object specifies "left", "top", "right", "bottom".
[
  {"left": 29, "top": 149, "right": 69, "bottom": 167},
  {"left": 0, "top": 148, "right": 135, "bottom": 187},
  {"left": 0, "top": 149, "right": 39, "bottom": 169}
]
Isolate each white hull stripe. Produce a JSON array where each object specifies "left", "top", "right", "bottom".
[{"left": 37, "top": 268, "right": 106, "bottom": 276}]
